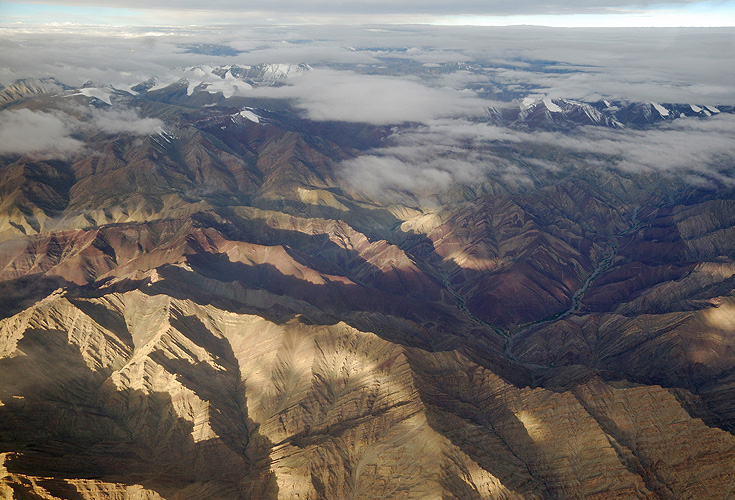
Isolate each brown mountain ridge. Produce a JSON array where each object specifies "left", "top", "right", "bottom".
[{"left": 1, "top": 84, "right": 734, "bottom": 499}]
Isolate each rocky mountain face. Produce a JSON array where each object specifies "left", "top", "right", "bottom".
[
  {"left": 492, "top": 97, "right": 733, "bottom": 130},
  {"left": 0, "top": 79, "right": 65, "bottom": 107},
  {"left": 1, "top": 80, "right": 735, "bottom": 499}
]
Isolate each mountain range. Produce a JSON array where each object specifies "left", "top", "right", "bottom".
[{"left": 1, "top": 59, "right": 735, "bottom": 499}]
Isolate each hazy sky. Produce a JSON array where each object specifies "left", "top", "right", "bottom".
[{"left": 1, "top": 0, "right": 735, "bottom": 26}]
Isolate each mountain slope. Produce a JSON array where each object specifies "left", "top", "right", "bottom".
[{"left": 1, "top": 81, "right": 735, "bottom": 499}]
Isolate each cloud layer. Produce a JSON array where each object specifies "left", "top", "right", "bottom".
[
  {"left": 341, "top": 114, "right": 735, "bottom": 195},
  {"left": 90, "top": 108, "right": 163, "bottom": 135},
  {"left": 1, "top": 24, "right": 733, "bottom": 192},
  {"left": 244, "top": 69, "right": 490, "bottom": 124},
  {"left": 1, "top": 26, "right": 733, "bottom": 104},
  {"left": 0, "top": 109, "right": 82, "bottom": 157},
  {"left": 0, "top": 106, "right": 164, "bottom": 159}
]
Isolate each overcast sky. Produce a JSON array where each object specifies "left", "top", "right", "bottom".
[
  {"left": 2, "top": 24, "right": 733, "bottom": 103},
  {"left": 1, "top": 0, "right": 735, "bottom": 26}
]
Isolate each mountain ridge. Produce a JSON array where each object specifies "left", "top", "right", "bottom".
[{"left": 1, "top": 66, "right": 735, "bottom": 498}]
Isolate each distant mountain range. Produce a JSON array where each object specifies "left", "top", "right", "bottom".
[
  {"left": 494, "top": 95, "right": 731, "bottom": 129},
  {"left": 5, "top": 64, "right": 731, "bottom": 131}
]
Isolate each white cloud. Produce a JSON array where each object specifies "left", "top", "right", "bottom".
[
  {"left": 518, "top": 114, "right": 735, "bottom": 174},
  {"left": 1, "top": 26, "right": 733, "bottom": 105},
  {"left": 340, "top": 114, "right": 735, "bottom": 195},
  {"left": 0, "top": 109, "right": 82, "bottom": 158},
  {"left": 1, "top": 24, "right": 733, "bottom": 191},
  {"left": 243, "top": 69, "right": 490, "bottom": 124},
  {"left": 342, "top": 155, "right": 455, "bottom": 194},
  {"left": 91, "top": 108, "right": 163, "bottom": 135},
  {"left": 0, "top": 105, "right": 164, "bottom": 158}
]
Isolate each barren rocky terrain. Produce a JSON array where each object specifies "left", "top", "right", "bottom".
[{"left": 1, "top": 71, "right": 734, "bottom": 499}]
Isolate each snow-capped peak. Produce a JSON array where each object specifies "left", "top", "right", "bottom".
[
  {"left": 543, "top": 98, "right": 562, "bottom": 113},
  {"left": 520, "top": 96, "right": 541, "bottom": 111},
  {"left": 520, "top": 96, "right": 562, "bottom": 113}
]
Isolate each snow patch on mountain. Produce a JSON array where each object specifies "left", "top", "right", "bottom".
[
  {"left": 651, "top": 102, "right": 669, "bottom": 117},
  {"left": 543, "top": 98, "right": 562, "bottom": 113},
  {"left": 78, "top": 87, "right": 113, "bottom": 105},
  {"left": 238, "top": 108, "right": 260, "bottom": 123},
  {"left": 520, "top": 96, "right": 540, "bottom": 111}
]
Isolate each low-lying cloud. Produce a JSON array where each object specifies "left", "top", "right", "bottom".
[
  {"left": 535, "top": 115, "right": 735, "bottom": 175},
  {"left": 245, "top": 69, "right": 491, "bottom": 124},
  {"left": 0, "top": 106, "right": 165, "bottom": 159},
  {"left": 0, "top": 109, "right": 82, "bottom": 158},
  {"left": 341, "top": 114, "right": 735, "bottom": 196},
  {"left": 90, "top": 107, "right": 163, "bottom": 135}
]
